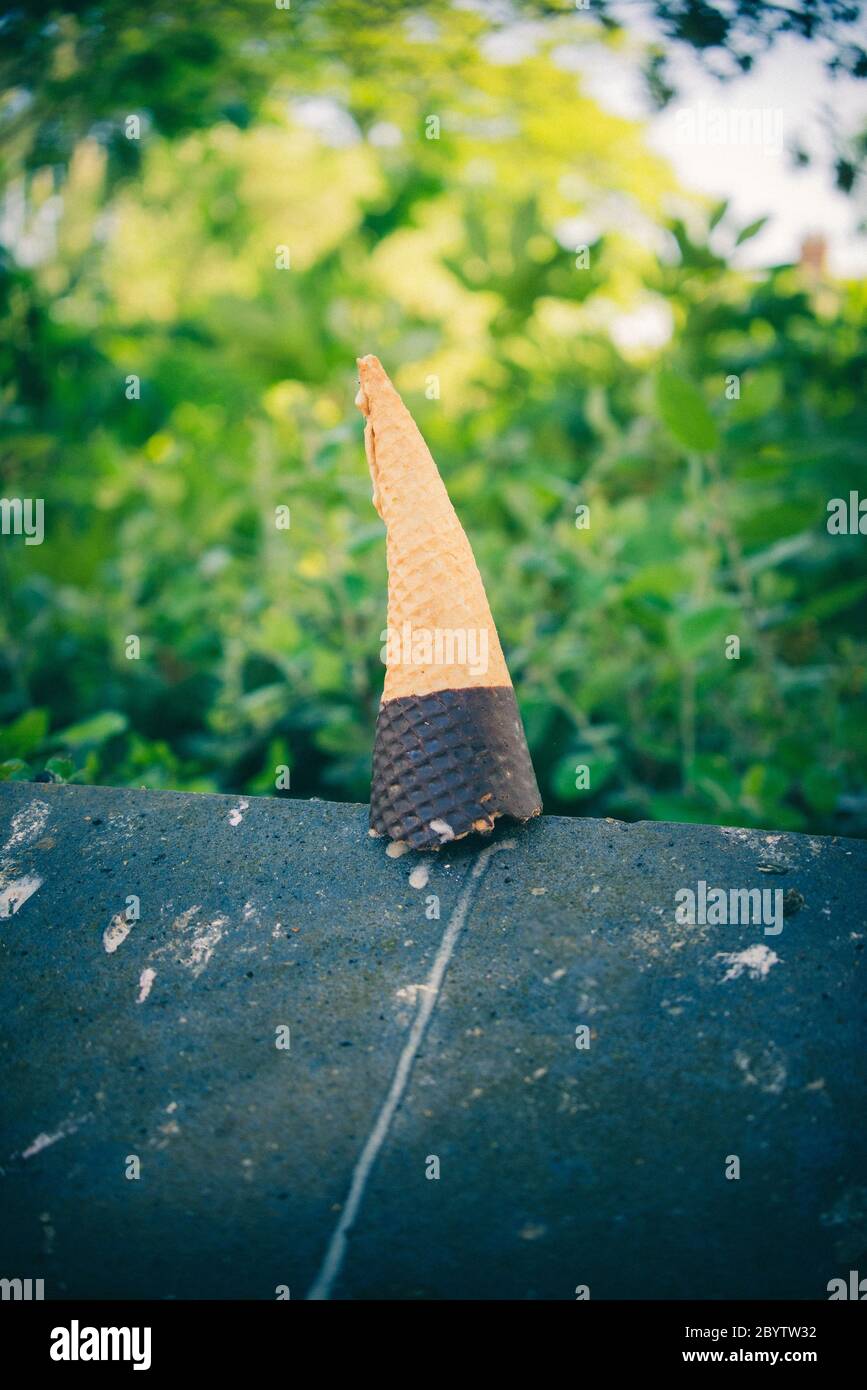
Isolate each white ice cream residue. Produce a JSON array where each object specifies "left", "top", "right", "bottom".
[
  {"left": 103, "top": 911, "right": 133, "bottom": 953},
  {"left": 409, "top": 863, "right": 429, "bottom": 890},
  {"left": 137, "top": 968, "right": 156, "bottom": 1003},
  {"left": 0, "top": 873, "right": 43, "bottom": 918},
  {"left": 715, "top": 944, "right": 780, "bottom": 982}
]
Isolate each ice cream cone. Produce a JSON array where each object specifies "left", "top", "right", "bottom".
[{"left": 357, "top": 354, "right": 542, "bottom": 850}]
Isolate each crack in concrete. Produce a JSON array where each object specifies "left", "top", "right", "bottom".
[{"left": 307, "top": 839, "right": 514, "bottom": 1300}]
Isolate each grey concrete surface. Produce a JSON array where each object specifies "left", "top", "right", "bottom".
[{"left": 0, "top": 780, "right": 865, "bottom": 1300}]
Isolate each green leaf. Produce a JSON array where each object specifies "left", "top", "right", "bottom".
[
  {"left": 656, "top": 372, "right": 719, "bottom": 452},
  {"left": 802, "top": 767, "right": 840, "bottom": 816},
  {"left": 669, "top": 604, "right": 738, "bottom": 658},
  {"left": 798, "top": 579, "right": 867, "bottom": 624},
  {"left": 737, "top": 367, "right": 782, "bottom": 419},
  {"left": 741, "top": 762, "right": 789, "bottom": 805},
  {"left": 54, "top": 711, "right": 128, "bottom": 748},
  {"left": 709, "top": 198, "right": 729, "bottom": 232},
  {"left": 734, "top": 216, "right": 769, "bottom": 247},
  {"left": 68, "top": 751, "right": 101, "bottom": 784},
  {"left": 45, "top": 755, "right": 75, "bottom": 782},
  {"left": 551, "top": 749, "right": 618, "bottom": 801},
  {"left": 645, "top": 794, "right": 711, "bottom": 824},
  {"left": 621, "top": 562, "right": 690, "bottom": 601},
  {"left": 0, "top": 759, "right": 32, "bottom": 781},
  {"left": 0, "top": 708, "right": 49, "bottom": 759}
]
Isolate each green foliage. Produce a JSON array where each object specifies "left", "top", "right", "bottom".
[
  {"left": 1, "top": 5, "right": 865, "bottom": 836},
  {"left": 656, "top": 372, "right": 720, "bottom": 452}
]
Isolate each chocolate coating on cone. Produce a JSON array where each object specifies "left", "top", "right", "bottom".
[{"left": 370, "top": 686, "right": 542, "bottom": 850}]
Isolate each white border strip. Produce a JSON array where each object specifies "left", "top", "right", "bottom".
[{"left": 307, "top": 839, "right": 514, "bottom": 1300}]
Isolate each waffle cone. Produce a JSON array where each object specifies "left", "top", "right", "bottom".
[
  {"left": 357, "top": 354, "right": 510, "bottom": 701},
  {"left": 357, "top": 355, "right": 542, "bottom": 850}
]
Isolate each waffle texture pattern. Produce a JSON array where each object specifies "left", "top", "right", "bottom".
[{"left": 370, "top": 686, "right": 542, "bottom": 849}]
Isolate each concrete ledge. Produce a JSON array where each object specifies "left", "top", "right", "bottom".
[{"left": 1, "top": 781, "right": 865, "bottom": 1299}]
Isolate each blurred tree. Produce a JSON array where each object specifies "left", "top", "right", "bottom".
[
  {"left": 1, "top": 2, "right": 865, "bottom": 835},
  {"left": 3, "top": 2, "right": 865, "bottom": 188}
]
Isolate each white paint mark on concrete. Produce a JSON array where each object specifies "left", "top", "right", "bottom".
[
  {"left": 137, "top": 967, "right": 156, "bottom": 1003},
  {"left": 178, "top": 916, "right": 227, "bottom": 977},
  {"left": 394, "top": 983, "right": 433, "bottom": 1007},
  {"left": 109, "top": 811, "right": 136, "bottom": 833},
  {"left": 0, "top": 873, "right": 43, "bottom": 918},
  {"left": 103, "top": 912, "right": 132, "bottom": 953},
  {"left": 2, "top": 800, "right": 50, "bottom": 855},
  {"left": 307, "top": 839, "right": 515, "bottom": 1301},
  {"left": 408, "top": 863, "right": 429, "bottom": 890},
  {"left": 228, "top": 800, "right": 249, "bottom": 826},
  {"left": 149, "top": 904, "right": 227, "bottom": 978},
  {"left": 171, "top": 905, "right": 202, "bottom": 933},
  {"left": 734, "top": 1044, "right": 787, "bottom": 1095},
  {"left": 519, "top": 1222, "right": 547, "bottom": 1241},
  {"left": 716, "top": 944, "right": 780, "bottom": 982},
  {"left": 0, "top": 801, "right": 50, "bottom": 921},
  {"left": 21, "top": 1113, "right": 92, "bottom": 1160},
  {"left": 22, "top": 1132, "right": 62, "bottom": 1159},
  {"left": 719, "top": 825, "right": 756, "bottom": 842}
]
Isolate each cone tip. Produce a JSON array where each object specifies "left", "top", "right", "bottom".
[
  {"left": 356, "top": 354, "right": 388, "bottom": 386},
  {"left": 355, "top": 355, "right": 391, "bottom": 416}
]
